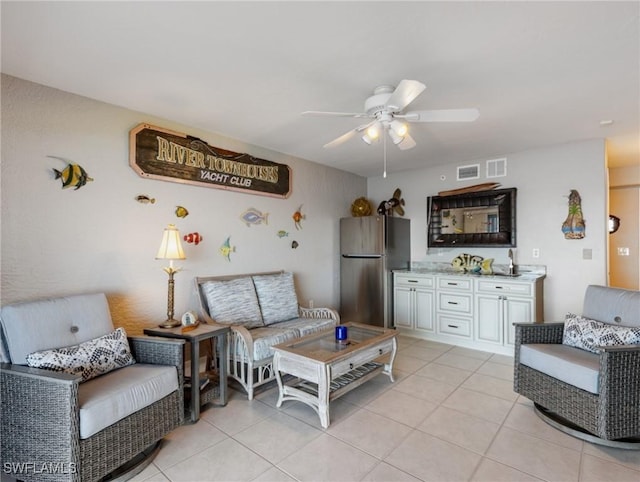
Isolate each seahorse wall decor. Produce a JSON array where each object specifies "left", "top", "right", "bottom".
[{"left": 561, "top": 189, "right": 586, "bottom": 239}]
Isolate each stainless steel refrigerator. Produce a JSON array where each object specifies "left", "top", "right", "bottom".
[{"left": 340, "top": 216, "right": 410, "bottom": 328}]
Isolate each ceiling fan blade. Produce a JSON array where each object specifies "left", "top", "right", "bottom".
[
  {"left": 323, "top": 129, "right": 357, "bottom": 148},
  {"left": 302, "top": 110, "right": 369, "bottom": 118},
  {"left": 397, "top": 133, "right": 416, "bottom": 150},
  {"left": 384, "top": 80, "right": 427, "bottom": 112},
  {"left": 401, "top": 108, "right": 480, "bottom": 123},
  {"left": 323, "top": 121, "right": 376, "bottom": 148}
]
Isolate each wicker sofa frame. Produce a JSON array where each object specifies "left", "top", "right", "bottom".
[
  {"left": 513, "top": 285, "right": 640, "bottom": 446},
  {"left": 195, "top": 271, "right": 340, "bottom": 400},
  {"left": 1, "top": 333, "right": 185, "bottom": 482}
]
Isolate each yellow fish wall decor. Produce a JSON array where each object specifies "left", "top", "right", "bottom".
[
  {"left": 49, "top": 156, "right": 93, "bottom": 190},
  {"left": 175, "top": 206, "right": 189, "bottom": 218},
  {"left": 451, "top": 253, "right": 493, "bottom": 274},
  {"left": 219, "top": 236, "right": 236, "bottom": 261}
]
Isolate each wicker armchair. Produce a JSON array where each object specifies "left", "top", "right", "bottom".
[
  {"left": 1, "top": 293, "right": 185, "bottom": 482},
  {"left": 514, "top": 285, "right": 640, "bottom": 446}
]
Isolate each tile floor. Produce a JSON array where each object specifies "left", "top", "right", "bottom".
[{"left": 133, "top": 336, "right": 640, "bottom": 482}]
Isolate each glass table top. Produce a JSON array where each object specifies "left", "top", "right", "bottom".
[{"left": 274, "top": 323, "right": 395, "bottom": 362}]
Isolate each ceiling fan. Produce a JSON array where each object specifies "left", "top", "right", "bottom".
[{"left": 302, "top": 80, "right": 479, "bottom": 176}]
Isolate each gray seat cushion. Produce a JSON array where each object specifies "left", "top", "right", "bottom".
[
  {"left": 583, "top": 285, "right": 640, "bottom": 327},
  {"left": 0, "top": 293, "right": 114, "bottom": 364},
  {"left": 78, "top": 363, "right": 178, "bottom": 439},
  {"left": 520, "top": 343, "right": 600, "bottom": 394},
  {"left": 244, "top": 326, "right": 300, "bottom": 361},
  {"left": 236, "top": 317, "right": 338, "bottom": 361},
  {"left": 276, "top": 317, "right": 338, "bottom": 337}
]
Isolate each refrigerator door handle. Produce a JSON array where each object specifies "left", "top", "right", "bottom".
[{"left": 341, "top": 254, "right": 384, "bottom": 258}]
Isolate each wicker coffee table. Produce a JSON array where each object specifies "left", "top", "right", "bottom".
[{"left": 272, "top": 322, "right": 397, "bottom": 428}]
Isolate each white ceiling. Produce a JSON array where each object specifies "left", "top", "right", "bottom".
[{"left": 2, "top": 1, "right": 639, "bottom": 177}]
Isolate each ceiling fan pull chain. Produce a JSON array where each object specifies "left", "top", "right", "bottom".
[{"left": 383, "top": 128, "right": 387, "bottom": 178}]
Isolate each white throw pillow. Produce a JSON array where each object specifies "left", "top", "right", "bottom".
[
  {"left": 563, "top": 313, "right": 640, "bottom": 354},
  {"left": 26, "top": 327, "right": 135, "bottom": 382}
]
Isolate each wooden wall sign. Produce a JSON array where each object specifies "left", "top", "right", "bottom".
[{"left": 129, "top": 124, "right": 291, "bottom": 198}]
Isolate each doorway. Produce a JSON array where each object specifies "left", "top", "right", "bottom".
[{"left": 608, "top": 180, "right": 640, "bottom": 290}]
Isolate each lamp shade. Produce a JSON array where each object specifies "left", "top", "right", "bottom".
[{"left": 156, "top": 224, "right": 186, "bottom": 260}]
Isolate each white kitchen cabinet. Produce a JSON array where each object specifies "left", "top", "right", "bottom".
[
  {"left": 436, "top": 276, "right": 474, "bottom": 340},
  {"left": 393, "top": 273, "right": 435, "bottom": 333},
  {"left": 475, "top": 278, "right": 543, "bottom": 347},
  {"left": 393, "top": 271, "right": 544, "bottom": 355}
]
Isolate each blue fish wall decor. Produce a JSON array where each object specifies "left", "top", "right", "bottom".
[{"left": 240, "top": 208, "right": 269, "bottom": 227}]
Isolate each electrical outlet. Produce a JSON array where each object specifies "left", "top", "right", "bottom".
[
  {"left": 617, "top": 247, "right": 630, "bottom": 256},
  {"left": 532, "top": 248, "right": 540, "bottom": 258},
  {"left": 309, "top": 299, "right": 314, "bottom": 308},
  {"left": 583, "top": 248, "right": 592, "bottom": 260}
]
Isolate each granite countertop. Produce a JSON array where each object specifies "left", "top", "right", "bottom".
[{"left": 395, "top": 263, "right": 546, "bottom": 281}]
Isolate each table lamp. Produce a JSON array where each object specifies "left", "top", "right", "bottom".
[{"left": 156, "top": 224, "right": 186, "bottom": 328}]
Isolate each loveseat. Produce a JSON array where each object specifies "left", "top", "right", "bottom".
[
  {"left": 514, "top": 285, "right": 640, "bottom": 445},
  {"left": 195, "top": 271, "right": 339, "bottom": 400},
  {"left": 0, "top": 293, "right": 184, "bottom": 481}
]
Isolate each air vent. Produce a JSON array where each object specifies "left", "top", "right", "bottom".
[
  {"left": 457, "top": 164, "right": 480, "bottom": 181},
  {"left": 486, "top": 158, "right": 507, "bottom": 178}
]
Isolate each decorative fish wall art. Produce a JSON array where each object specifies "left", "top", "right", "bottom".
[
  {"left": 48, "top": 156, "right": 93, "bottom": 190},
  {"left": 175, "top": 206, "right": 189, "bottom": 218},
  {"left": 219, "top": 236, "right": 236, "bottom": 261},
  {"left": 292, "top": 205, "right": 305, "bottom": 230},
  {"left": 135, "top": 195, "right": 155, "bottom": 204},
  {"left": 291, "top": 240, "right": 299, "bottom": 249},
  {"left": 184, "top": 232, "right": 203, "bottom": 245},
  {"left": 240, "top": 208, "right": 269, "bottom": 227},
  {"left": 277, "top": 230, "right": 289, "bottom": 238},
  {"left": 451, "top": 253, "right": 494, "bottom": 274},
  {"left": 562, "top": 190, "right": 586, "bottom": 239}
]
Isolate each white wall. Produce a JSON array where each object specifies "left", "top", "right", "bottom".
[
  {"left": 1, "top": 75, "right": 366, "bottom": 333},
  {"left": 368, "top": 139, "right": 608, "bottom": 320}
]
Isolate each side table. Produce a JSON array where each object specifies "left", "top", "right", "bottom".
[{"left": 144, "top": 323, "right": 229, "bottom": 423}]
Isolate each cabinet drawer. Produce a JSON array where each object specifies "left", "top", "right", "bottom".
[
  {"left": 395, "top": 274, "right": 434, "bottom": 288},
  {"left": 438, "top": 315, "right": 471, "bottom": 337},
  {"left": 476, "top": 279, "right": 532, "bottom": 296},
  {"left": 438, "top": 277, "right": 473, "bottom": 291},
  {"left": 331, "top": 339, "right": 394, "bottom": 378},
  {"left": 438, "top": 292, "right": 472, "bottom": 314}
]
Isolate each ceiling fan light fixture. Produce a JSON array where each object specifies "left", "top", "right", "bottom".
[
  {"left": 362, "top": 124, "right": 380, "bottom": 145},
  {"left": 388, "top": 128, "right": 404, "bottom": 145},
  {"left": 390, "top": 120, "right": 408, "bottom": 137}
]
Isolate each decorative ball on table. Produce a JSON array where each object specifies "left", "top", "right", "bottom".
[{"left": 351, "top": 197, "right": 372, "bottom": 217}]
